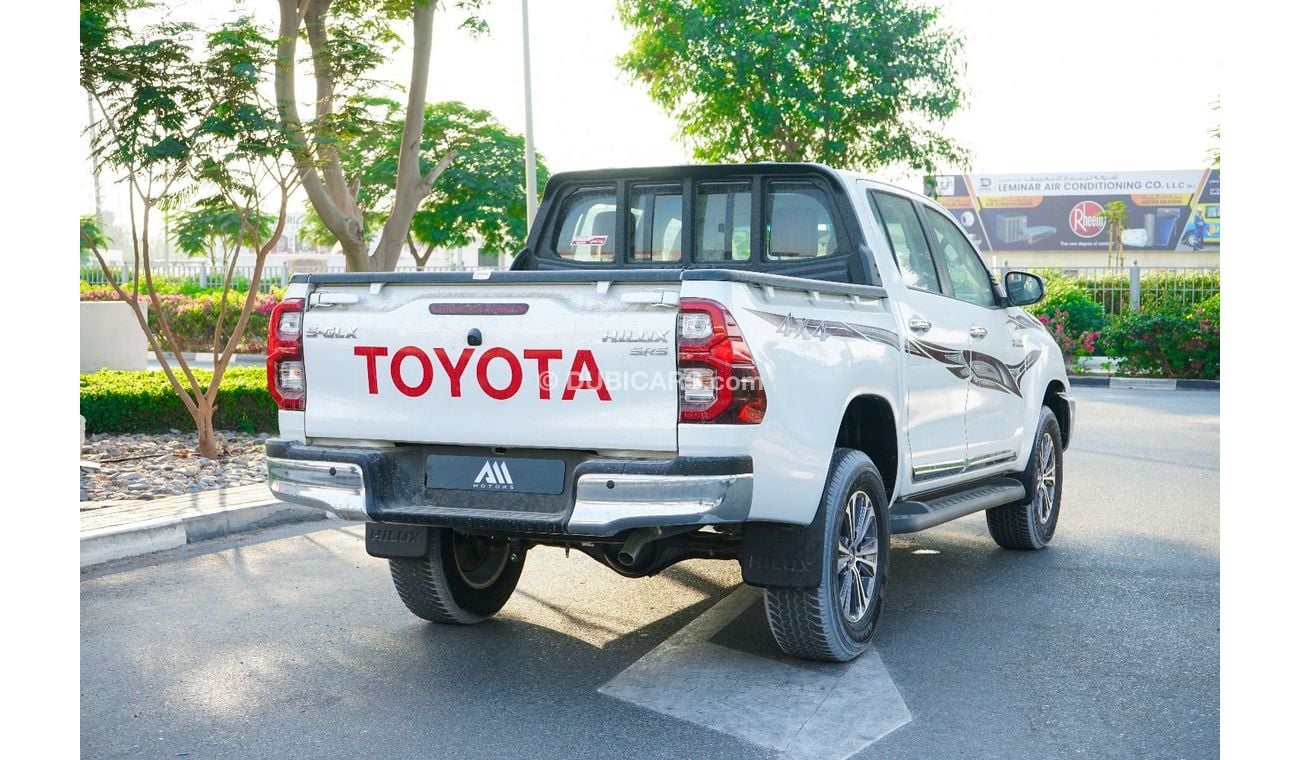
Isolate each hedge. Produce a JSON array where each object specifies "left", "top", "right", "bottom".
[
  {"left": 81, "top": 367, "right": 277, "bottom": 434},
  {"left": 1099, "top": 294, "right": 1220, "bottom": 379},
  {"left": 80, "top": 286, "right": 278, "bottom": 353}
]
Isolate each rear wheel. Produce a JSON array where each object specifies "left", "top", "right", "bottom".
[
  {"left": 388, "top": 528, "right": 526, "bottom": 624},
  {"left": 987, "top": 407, "right": 1062, "bottom": 550},
  {"left": 763, "top": 448, "right": 889, "bottom": 662}
]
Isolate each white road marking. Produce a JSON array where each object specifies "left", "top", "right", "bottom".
[{"left": 600, "top": 585, "right": 911, "bottom": 758}]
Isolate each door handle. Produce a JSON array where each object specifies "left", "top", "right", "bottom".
[
  {"left": 908, "top": 318, "right": 932, "bottom": 334},
  {"left": 969, "top": 326, "right": 988, "bottom": 339}
]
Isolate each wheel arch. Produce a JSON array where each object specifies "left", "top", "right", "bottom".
[
  {"left": 834, "top": 394, "right": 899, "bottom": 501},
  {"left": 1042, "top": 379, "right": 1072, "bottom": 450}
]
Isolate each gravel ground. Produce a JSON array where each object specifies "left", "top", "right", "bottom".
[{"left": 80, "top": 432, "right": 269, "bottom": 503}]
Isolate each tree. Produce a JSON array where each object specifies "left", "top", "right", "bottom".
[
  {"left": 1099, "top": 200, "right": 1128, "bottom": 268},
  {"left": 616, "top": 0, "right": 967, "bottom": 172},
  {"left": 172, "top": 199, "right": 276, "bottom": 267},
  {"left": 301, "top": 99, "right": 548, "bottom": 269},
  {"left": 82, "top": 5, "right": 298, "bottom": 458},
  {"left": 80, "top": 215, "right": 110, "bottom": 266},
  {"left": 273, "top": 0, "right": 489, "bottom": 272}
]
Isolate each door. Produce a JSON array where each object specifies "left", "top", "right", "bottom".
[
  {"left": 868, "top": 191, "right": 970, "bottom": 484},
  {"left": 919, "top": 205, "right": 1029, "bottom": 469}
]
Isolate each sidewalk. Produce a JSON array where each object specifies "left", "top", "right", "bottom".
[
  {"left": 146, "top": 352, "right": 264, "bottom": 371},
  {"left": 80, "top": 483, "right": 326, "bottom": 569}
]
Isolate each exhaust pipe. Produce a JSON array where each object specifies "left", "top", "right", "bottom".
[{"left": 618, "top": 527, "right": 666, "bottom": 566}]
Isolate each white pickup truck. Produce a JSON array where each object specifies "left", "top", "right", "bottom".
[{"left": 265, "top": 163, "right": 1074, "bottom": 662}]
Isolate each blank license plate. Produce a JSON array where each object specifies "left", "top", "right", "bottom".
[{"left": 425, "top": 454, "right": 566, "bottom": 495}]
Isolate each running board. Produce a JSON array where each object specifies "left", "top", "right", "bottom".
[{"left": 890, "top": 478, "right": 1026, "bottom": 533}]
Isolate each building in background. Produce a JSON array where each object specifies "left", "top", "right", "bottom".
[{"left": 925, "top": 170, "right": 1220, "bottom": 269}]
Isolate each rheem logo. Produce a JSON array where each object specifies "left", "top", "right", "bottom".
[{"left": 1068, "top": 201, "right": 1105, "bottom": 238}]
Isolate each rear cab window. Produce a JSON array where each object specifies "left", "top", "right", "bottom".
[
  {"left": 553, "top": 186, "right": 617, "bottom": 263},
  {"left": 531, "top": 167, "right": 870, "bottom": 284},
  {"left": 765, "top": 182, "right": 839, "bottom": 260}
]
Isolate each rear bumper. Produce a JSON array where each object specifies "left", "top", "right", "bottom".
[{"left": 265, "top": 439, "right": 752, "bottom": 537}]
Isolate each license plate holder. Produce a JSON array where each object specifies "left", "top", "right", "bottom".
[{"left": 425, "top": 454, "right": 566, "bottom": 495}]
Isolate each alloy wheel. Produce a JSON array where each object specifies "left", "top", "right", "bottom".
[{"left": 836, "top": 490, "right": 879, "bottom": 623}]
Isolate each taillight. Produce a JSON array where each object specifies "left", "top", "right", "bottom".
[
  {"left": 267, "top": 298, "right": 305, "bottom": 411},
  {"left": 677, "top": 298, "right": 765, "bottom": 424}
]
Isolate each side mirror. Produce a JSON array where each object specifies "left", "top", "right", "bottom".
[{"left": 1003, "top": 271, "right": 1045, "bottom": 307}]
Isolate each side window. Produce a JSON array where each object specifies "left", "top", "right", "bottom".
[
  {"left": 629, "top": 183, "right": 683, "bottom": 262},
  {"left": 694, "top": 182, "right": 751, "bottom": 262},
  {"left": 765, "top": 181, "right": 839, "bottom": 259},
  {"left": 553, "top": 186, "right": 616, "bottom": 262},
  {"left": 869, "top": 192, "right": 942, "bottom": 294},
  {"left": 923, "top": 207, "right": 996, "bottom": 307}
]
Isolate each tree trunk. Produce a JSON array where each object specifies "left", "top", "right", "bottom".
[
  {"left": 193, "top": 395, "right": 221, "bottom": 459},
  {"left": 274, "top": 0, "right": 370, "bottom": 271},
  {"left": 369, "top": 0, "right": 438, "bottom": 272}
]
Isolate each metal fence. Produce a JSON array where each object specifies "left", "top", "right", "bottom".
[
  {"left": 81, "top": 262, "right": 1219, "bottom": 313},
  {"left": 80, "top": 261, "right": 477, "bottom": 292},
  {"left": 992, "top": 265, "right": 1219, "bottom": 314}
]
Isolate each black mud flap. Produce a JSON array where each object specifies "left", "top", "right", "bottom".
[
  {"left": 365, "top": 523, "right": 430, "bottom": 559},
  {"left": 740, "top": 507, "right": 828, "bottom": 589}
]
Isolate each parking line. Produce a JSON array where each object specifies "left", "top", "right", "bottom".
[{"left": 601, "top": 585, "right": 912, "bottom": 758}]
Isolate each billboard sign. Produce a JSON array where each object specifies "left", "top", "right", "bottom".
[{"left": 925, "top": 169, "right": 1220, "bottom": 252}]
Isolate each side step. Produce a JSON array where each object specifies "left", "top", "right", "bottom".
[{"left": 890, "top": 478, "right": 1026, "bottom": 534}]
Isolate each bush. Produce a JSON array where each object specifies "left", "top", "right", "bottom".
[
  {"left": 79, "top": 287, "right": 278, "bottom": 353},
  {"left": 1028, "top": 278, "right": 1106, "bottom": 339},
  {"left": 81, "top": 367, "right": 277, "bottom": 434},
  {"left": 1099, "top": 294, "right": 1220, "bottom": 379},
  {"left": 80, "top": 276, "right": 285, "bottom": 298},
  {"left": 1037, "top": 311, "right": 1100, "bottom": 363}
]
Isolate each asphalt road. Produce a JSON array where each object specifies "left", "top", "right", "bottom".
[{"left": 81, "top": 387, "right": 1220, "bottom": 759}]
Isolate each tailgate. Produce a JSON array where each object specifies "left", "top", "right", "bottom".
[{"left": 301, "top": 281, "right": 681, "bottom": 452}]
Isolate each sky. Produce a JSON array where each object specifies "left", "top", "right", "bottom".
[{"left": 82, "top": 0, "right": 1222, "bottom": 220}]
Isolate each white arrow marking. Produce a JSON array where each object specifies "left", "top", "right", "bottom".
[{"left": 600, "top": 585, "right": 911, "bottom": 758}]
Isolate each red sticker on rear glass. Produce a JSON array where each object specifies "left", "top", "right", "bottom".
[{"left": 570, "top": 235, "right": 608, "bottom": 246}]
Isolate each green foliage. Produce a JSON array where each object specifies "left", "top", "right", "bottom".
[
  {"left": 1027, "top": 279, "right": 1106, "bottom": 336},
  {"left": 81, "top": 368, "right": 277, "bottom": 434},
  {"left": 80, "top": 288, "right": 279, "bottom": 353},
  {"left": 616, "top": 0, "right": 967, "bottom": 171},
  {"left": 306, "top": 99, "right": 547, "bottom": 257},
  {"left": 1020, "top": 269, "right": 1220, "bottom": 316},
  {"left": 81, "top": 277, "right": 284, "bottom": 298},
  {"left": 171, "top": 199, "right": 276, "bottom": 263},
  {"left": 80, "top": 215, "right": 110, "bottom": 265},
  {"left": 1099, "top": 294, "right": 1220, "bottom": 379},
  {"left": 1097, "top": 201, "right": 1127, "bottom": 227}
]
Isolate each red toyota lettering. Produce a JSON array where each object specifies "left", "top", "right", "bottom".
[
  {"left": 433, "top": 347, "right": 474, "bottom": 397},
  {"left": 476, "top": 347, "right": 524, "bottom": 400},
  {"left": 563, "top": 349, "right": 611, "bottom": 401},
  {"left": 391, "top": 346, "right": 434, "bottom": 397},
  {"left": 524, "top": 348, "right": 563, "bottom": 399},
  {"left": 354, "top": 345, "right": 389, "bottom": 395}
]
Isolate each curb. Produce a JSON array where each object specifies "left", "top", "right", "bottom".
[
  {"left": 1067, "top": 375, "right": 1219, "bottom": 391},
  {"left": 80, "top": 500, "right": 327, "bottom": 569}
]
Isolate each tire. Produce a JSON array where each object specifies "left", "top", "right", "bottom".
[
  {"left": 763, "top": 448, "right": 890, "bottom": 663},
  {"left": 388, "top": 528, "right": 526, "bottom": 624},
  {"left": 987, "top": 406, "right": 1062, "bottom": 550}
]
